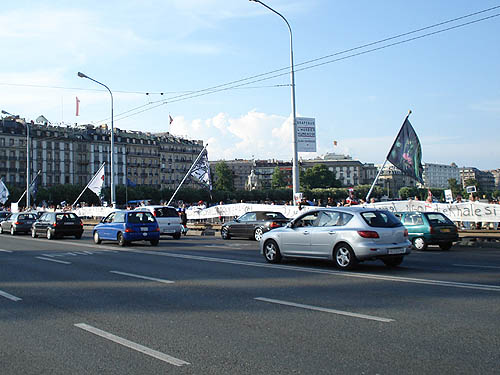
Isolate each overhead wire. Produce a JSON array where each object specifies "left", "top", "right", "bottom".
[{"left": 108, "top": 8, "right": 500, "bottom": 123}]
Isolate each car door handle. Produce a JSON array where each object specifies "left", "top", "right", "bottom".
[
  {"left": 303, "top": 231, "right": 310, "bottom": 235},
  {"left": 328, "top": 231, "right": 336, "bottom": 235}
]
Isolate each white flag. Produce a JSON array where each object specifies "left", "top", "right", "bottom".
[
  {"left": 88, "top": 164, "right": 105, "bottom": 197},
  {"left": 0, "top": 180, "right": 9, "bottom": 204}
]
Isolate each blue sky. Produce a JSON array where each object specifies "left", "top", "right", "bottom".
[{"left": 1, "top": 0, "right": 499, "bottom": 169}]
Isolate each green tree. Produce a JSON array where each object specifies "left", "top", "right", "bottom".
[
  {"left": 447, "top": 178, "right": 462, "bottom": 197},
  {"left": 214, "top": 162, "right": 234, "bottom": 191},
  {"left": 271, "top": 167, "right": 287, "bottom": 189},
  {"left": 301, "top": 164, "right": 340, "bottom": 189}
]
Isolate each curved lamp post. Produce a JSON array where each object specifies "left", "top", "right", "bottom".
[
  {"left": 249, "top": 0, "right": 299, "bottom": 203},
  {"left": 77, "top": 72, "right": 115, "bottom": 207}
]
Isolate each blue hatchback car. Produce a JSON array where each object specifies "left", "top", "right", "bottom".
[{"left": 93, "top": 210, "right": 160, "bottom": 246}]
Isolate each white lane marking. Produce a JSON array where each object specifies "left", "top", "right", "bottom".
[
  {"left": 454, "top": 264, "right": 500, "bottom": 270},
  {"left": 35, "top": 256, "right": 71, "bottom": 265},
  {"left": 255, "top": 297, "right": 394, "bottom": 323},
  {"left": 0, "top": 249, "right": 13, "bottom": 253},
  {"left": 123, "top": 249, "right": 500, "bottom": 292},
  {"left": 110, "top": 271, "right": 174, "bottom": 284},
  {"left": 0, "top": 290, "right": 22, "bottom": 302},
  {"left": 74, "top": 323, "right": 189, "bottom": 366}
]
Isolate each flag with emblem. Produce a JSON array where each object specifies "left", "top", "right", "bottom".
[{"left": 88, "top": 163, "right": 106, "bottom": 197}]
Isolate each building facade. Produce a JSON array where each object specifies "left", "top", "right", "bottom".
[
  {"left": 0, "top": 116, "right": 203, "bottom": 190},
  {"left": 422, "top": 162, "right": 460, "bottom": 189},
  {"left": 460, "top": 167, "right": 496, "bottom": 193}
]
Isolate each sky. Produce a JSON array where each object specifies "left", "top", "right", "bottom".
[{"left": 1, "top": 0, "right": 499, "bottom": 170}]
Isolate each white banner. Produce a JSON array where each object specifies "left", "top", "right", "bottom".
[
  {"left": 296, "top": 117, "right": 316, "bottom": 152},
  {"left": 186, "top": 201, "right": 500, "bottom": 223}
]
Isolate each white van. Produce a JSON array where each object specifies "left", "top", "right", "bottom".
[{"left": 135, "top": 205, "right": 182, "bottom": 239}]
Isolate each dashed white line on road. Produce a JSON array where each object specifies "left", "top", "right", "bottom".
[
  {"left": 453, "top": 264, "right": 500, "bottom": 270},
  {"left": 255, "top": 297, "right": 395, "bottom": 323},
  {"left": 74, "top": 323, "right": 189, "bottom": 366},
  {"left": 110, "top": 271, "right": 174, "bottom": 284},
  {"left": 0, "top": 249, "right": 13, "bottom": 253},
  {"left": 0, "top": 290, "right": 22, "bottom": 302},
  {"left": 35, "top": 256, "right": 71, "bottom": 265}
]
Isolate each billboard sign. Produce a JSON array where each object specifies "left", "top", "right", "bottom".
[{"left": 296, "top": 117, "right": 316, "bottom": 152}]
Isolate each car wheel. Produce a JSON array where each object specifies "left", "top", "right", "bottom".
[
  {"left": 263, "top": 239, "right": 282, "bottom": 264},
  {"left": 383, "top": 256, "right": 404, "bottom": 267},
  {"left": 439, "top": 242, "right": 453, "bottom": 251},
  {"left": 10, "top": 226, "right": 16, "bottom": 236},
  {"left": 334, "top": 243, "right": 358, "bottom": 270},
  {"left": 46, "top": 228, "right": 53, "bottom": 240},
  {"left": 32, "top": 228, "right": 38, "bottom": 238},
  {"left": 254, "top": 227, "right": 264, "bottom": 241},
  {"left": 221, "top": 227, "right": 231, "bottom": 240},
  {"left": 75, "top": 233, "right": 82, "bottom": 239},
  {"left": 150, "top": 239, "right": 159, "bottom": 246},
  {"left": 117, "top": 232, "right": 127, "bottom": 247},
  {"left": 93, "top": 231, "right": 102, "bottom": 244},
  {"left": 173, "top": 233, "right": 181, "bottom": 240},
  {"left": 413, "top": 237, "right": 427, "bottom": 251}
]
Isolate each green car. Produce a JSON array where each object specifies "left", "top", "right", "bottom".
[{"left": 394, "top": 211, "right": 459, "bottom": 251}]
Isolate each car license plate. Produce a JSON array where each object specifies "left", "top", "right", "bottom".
[
  {"left": 26, "top": 221, "right": 34, "bottom": 224},
  {"left": 164, "top": 229, "right": 175, "bottom": 233},
  {"left": 441, "top": 228, "right": 450, "bottom": 232},
  {"left": 143, "top": 233, "right": 147, "bottom": 237},
  {"left": 64, "top": 222, "right": 74, "bottom": 225},
  {"left": 141, "top": 227, "right": 148, "bottom": 232},
  {"left": 388, "top": 248, "right": 405, "bottom": 255}
]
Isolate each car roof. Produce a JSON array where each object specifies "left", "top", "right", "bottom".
[{"left": 136, "top": 205, "right": 176, "bottom": 209}]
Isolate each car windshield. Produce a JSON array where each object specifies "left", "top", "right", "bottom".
[
  {"left": 128, "top": 212, "right": 156, "bottom": 224},
  {"left": 425, "top": 213, "right": 454, "bottom": 225},
  {"left": 361, "top": 211, "right": 402, "bottom": 228}
]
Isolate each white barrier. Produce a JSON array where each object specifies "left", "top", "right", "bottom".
[
  {"left": 74, "top": 206, "right": 114, "bottom": 218},
  {"left": 186, "top": 201, "right": 500, "bottom": 222}
]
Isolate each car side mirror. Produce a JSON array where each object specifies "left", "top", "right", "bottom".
[
  {"left": 286, "top": 222, "right": 293, "bottom": 228},
  {"left": 100, "top": 218, "right": 105, "bottom": 223}
]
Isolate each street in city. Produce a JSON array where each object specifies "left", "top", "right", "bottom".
[{"left": 1, "top": 232, "right": 499, "bottom": 374}]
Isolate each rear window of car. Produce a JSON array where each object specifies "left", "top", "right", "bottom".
[
  {"left": 361, "top": 211, "right": 402, "bottom": 228},
  {"left": 154, "top": 207, "right": 179, "bottom": 218},
  {"left": 425, "top": 213, "right": 454, "bottom": 225},
  {"left": 55, "top": 213, "right": 78, "bottom": 222},
  {"left": 128, "top": 212, "right": 156, "bottom": 224},
  {"left": 18, "top": 214, "right": 37, "bottom": 220}
]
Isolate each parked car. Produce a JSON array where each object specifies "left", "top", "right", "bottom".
[
  {"left": 221, "top": 211, "right": 289, "bottom": 241},
  {"left": 31, "top": 212, "right": 84, "bottom": 240},
  {"left": 93, "top": 210, "right": 160, "bottom": 246},
  {"left": 0, "top": 212, "right": 38, "bottom": 235},
  {"left": 260, "top": 207, "right": 411, "bottom": 269},
  {"left": 0, "top": 211, "right": 10, "bottom": 223},
  {"left": 394, "top": 211, "right": 458, "bottom": 250},
  {"left": 135, "top": 205, "right": 182, "bottom": 239}
]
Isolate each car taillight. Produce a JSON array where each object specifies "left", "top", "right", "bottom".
[
  {"left": 52, "top": 222, "right": 57, "bottom": 227},
  {"left": 155, "top": 227, "right": 160, "bottom": 232},
  {"left": 404, "top": 229, "right": 408, "bottom": 237},
  {"left": 14, "top": 221, "right": 21, "bottom": 225},
  {"left": 125, "top": 228, "right": 135, "bottom": 233},
  {"left": 80, "top": 222, "right": 84, "bottom": 227},
  {"left": 270, "top": 222, "right": 281, "bottom": 228},
  {"left": 357, "top": 230, "right": 379, "bottom": 238},
  {"left": 153, "top": 211, "right": 157, "bottom": 216},
  {"left": 430, "top": 226, "right": 435, "bottom": 234}
]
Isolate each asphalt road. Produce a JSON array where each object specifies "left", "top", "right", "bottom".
[{"left": 1, "top": 231, "right": 499, "bottom": 374}]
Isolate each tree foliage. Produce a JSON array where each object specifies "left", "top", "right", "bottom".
[
  {"left": 301, "top": 164, "right": 341, "bottom": 189},
  {"left": 214, "top": 162, "right": 234, "bottom": 191},
  {"left": 271, "top": 167, "right": 288, "bottom": 189}
]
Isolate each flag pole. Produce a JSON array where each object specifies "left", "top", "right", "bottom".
[
  {"left": 167, "top": 144, "right": 208, "bottom": 206},
  {"left": 366, "top": 110, "right": 412, "bottom": 202},
  {"left": 16, "top": 170, "right": 41, "bottom": 206},
  {"left": 72, "top": 162, "right": 105, "bottom": 207}
]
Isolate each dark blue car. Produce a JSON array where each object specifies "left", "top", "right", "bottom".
[{"left": 93, "top": 210, "right": 160, "bottom": 246}]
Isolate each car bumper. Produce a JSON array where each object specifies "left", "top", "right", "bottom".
[
  {"left": 123, "top": 232, "right": 160, "bottom": 242},
  {"left": 353, "top": 240, "right": 412, "bottom": 260},
  {"left": 159, "top": 225, "right": 182, "bottom": 235}
]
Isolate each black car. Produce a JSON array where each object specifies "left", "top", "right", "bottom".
[
  {"left": 221, "top": 211, "right": 289, "bottom": 241},
  {"left": 32, "top": 212, "right": 84, "bottom": 240},
  {"left": 0, "top": 212, "right": 37, "bottom": 235}
]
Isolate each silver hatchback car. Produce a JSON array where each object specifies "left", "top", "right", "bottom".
[{"left": 260, "top": 207, "right": 411, "bottom": 269}]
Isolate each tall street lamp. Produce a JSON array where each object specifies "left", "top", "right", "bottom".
[
  {"left": 2, "top": 110, "right": 30, "bottom": 209},
  {"left": 77, "top": 72, "right": 116, "bottom": 207},
  {"left": 249, "top": 0, "right": 299, "bottom": 203}
]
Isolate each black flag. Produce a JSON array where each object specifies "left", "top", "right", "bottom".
[{"left": 387, "top": 118, "right": 424, "bottom": 183}]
